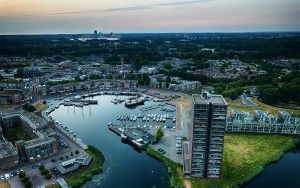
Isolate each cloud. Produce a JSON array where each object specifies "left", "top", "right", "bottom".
[
  {"left": 49, "top": 0, "right": 215, "bottom": 15},
  {"left": 49, "top": 5, "right": 152, "bottom": 15},
  {"left": 105, "top": 5, "right": 153, "bottom": 12},
  {"left": 157, "top": 0, "right": 213, "bottom": 6}
]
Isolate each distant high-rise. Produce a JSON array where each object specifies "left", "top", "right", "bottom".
[
  {"left": 93, "top": 30, "right": 98, "bottom": 38},
  {"left": 184, "top": 92, "right": 227, "bottom": 178}
]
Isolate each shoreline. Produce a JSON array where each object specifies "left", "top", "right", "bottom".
[
  {"left": 65, "top": 145, "right": 105, "bottom": 188},
  {"left": 239, "top": 137, "right": 300, "bottom": 187},
  {"left": 146, "top": 134, "right": 300, "bottom": 188},
  {"left": 146, "top": 146, "right": 184, "bottom": 188}
]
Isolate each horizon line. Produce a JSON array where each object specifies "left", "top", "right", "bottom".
[{"left": 1, "top": 30, "right": 300, "bottom": 36}]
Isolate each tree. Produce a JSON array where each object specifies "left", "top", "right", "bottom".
[
  {"left": 38, "top": 165, "right": 45, "bottom": 171},
  {"left": 22, "top": 103, "right": 36, "bottom": 112},
  {"left": 164, "top": 63, "right": 173, "bottom": 70},
  {"left": 166, "top": 76, "right": 171, "bottom": 83},
  {"left": 45, "top": 173, "right": 52, "bottom": 180},
  {"left": 24, "top": 181, "right": 32, "bottom": 188},
  {"left": 21, "top": 176, "right": 29, "bottom": 184},
  {"left": 18, "top": 171, "right": 26, "bottom": 179},
  {"left": 14, "top": 68, "right": 24, "bottom": 78},
  {"left": 155, "top": 127, "right": 164, "bottom": 142}
]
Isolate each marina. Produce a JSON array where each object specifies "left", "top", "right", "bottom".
[{"left": 48, "top": 94, "right": 171, "bottom": 188}]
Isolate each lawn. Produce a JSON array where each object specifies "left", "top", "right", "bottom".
[
  {"left": 228, "top": 97, "right": 300, "bottom": 116},
  {"left": 190, "top": 133, "right": 300, "bottom": 188},
  {"left": 65, "top": 145, "right": 105, "bottom": 188}
]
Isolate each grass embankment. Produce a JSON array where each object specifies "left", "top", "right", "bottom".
[
  {"left": 228, "top": 98, "right": 300, "bottom": 116},
  {"left": 190, "top": 133, "right": 300, "bottom": 188},
  {"left": 0, "top": 104, "right": 15, "bottom": 111},
  {"left": 33, "top": 102, "right": 48, "bottom": 112},
  {"left": 146, "top": 147, "right": 184, "bottom": 188},
  {"left": 65, "top": 145, "right": 105, "bottom": 188}
]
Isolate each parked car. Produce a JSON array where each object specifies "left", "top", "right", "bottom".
[{"left": 4, "top": 174, "right": 10, "bottom": 180}]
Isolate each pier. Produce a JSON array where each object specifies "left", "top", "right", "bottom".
[{"left": 108, "top": 124, "right": 155, "bottom": 148}]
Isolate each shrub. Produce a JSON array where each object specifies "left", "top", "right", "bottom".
[
  {"left": 155, "top": 127, "right": 164, "bottom": 142},
  {"left": 21, "top": 176, "right": 29, "bottom": 184},
  {"left": 45, "top": 173, "right": 52, "bottom": 180},
  {"left": 19, "top": 171, "right": 26, "bottom": 178},
  {"left": 41, "top": 169, "right": 48, "bottom": 176},
  {"left": 39, "top": 165, "right": 45, "bottom": 171},
  {"left": 24, "top": 181, "right": 33, "bottom": 188}
]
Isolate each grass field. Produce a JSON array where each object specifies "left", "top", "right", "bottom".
[
  {"left": 228, "top": 97, "right": 300, "bottom": 116},
  {"left": 189, "top": 133, "right": 300, "bottom": 188}
]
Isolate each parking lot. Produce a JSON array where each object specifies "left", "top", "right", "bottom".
[{"left": 149, "top": 95, "right": 191, "bottom": 164}]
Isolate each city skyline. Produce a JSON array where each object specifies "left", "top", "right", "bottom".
[{"left": 1, "top": 0, "right": 300, "bottom": 34}]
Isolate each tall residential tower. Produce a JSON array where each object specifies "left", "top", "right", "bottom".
[{"left": 183, "top": 92, "right": 227, "bottom": 178}]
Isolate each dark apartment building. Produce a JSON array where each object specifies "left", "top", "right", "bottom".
[{"left": 184, "top": 92, "right": 227, "bottom": 178}]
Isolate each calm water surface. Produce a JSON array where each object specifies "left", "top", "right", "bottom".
[{"left": 50, "top": 95, "right": 170, "bottom": 188}]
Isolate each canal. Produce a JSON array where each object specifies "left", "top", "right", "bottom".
[{"left": 50, "top": 95, "right": 171, "bottom": 188}]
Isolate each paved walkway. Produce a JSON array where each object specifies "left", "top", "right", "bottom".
[{"left": 176, "top": 105, "right": 182, "bottom": 130}]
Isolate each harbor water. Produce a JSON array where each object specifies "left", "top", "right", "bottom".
[{"left": 49, "top": 95, "right": 174, "bottom": 188}]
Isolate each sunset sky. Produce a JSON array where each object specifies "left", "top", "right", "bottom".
[{"left": 0, "top": 0, "right": 299, "bottom": 34}]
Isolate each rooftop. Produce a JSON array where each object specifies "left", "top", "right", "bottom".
[
  {"left": 0, "top": 89, "right": 21, "bottom": 95},
  {"left": 193, "top": 93, "right": 227, "bottom": 105},
  {"left": 0, "top": 141, "right": 18, "bottom": 159},
  {"left": 20, "top": 114, "right": 48, "bottom": 129},
  {"left": 24, "top": 136, "right": 55, "bottom": 148}
]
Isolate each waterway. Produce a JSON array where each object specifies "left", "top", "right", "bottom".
[
  {"left": 242, "top": 144, "right": 300, "bottom": 188},
  {"left": 49, "top": 95, "right": 172, "bottom": 188}
]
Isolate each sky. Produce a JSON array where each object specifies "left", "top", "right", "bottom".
[{"left": 0, "top": 0, "right": 300, "bottom": 34}]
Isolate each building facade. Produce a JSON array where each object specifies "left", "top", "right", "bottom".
[
  {"left": 188, "top": 92, "right": 227, "bottom": 178},
  {"left": 0, "top": 114, "right": 59, "bottom": 170}
]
